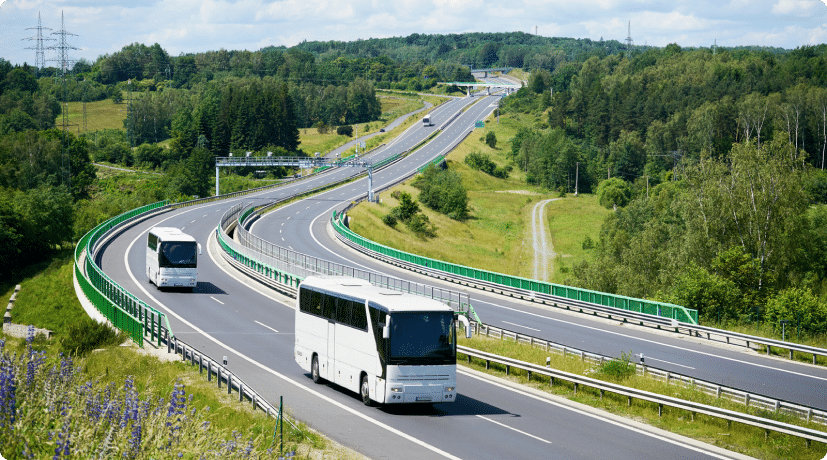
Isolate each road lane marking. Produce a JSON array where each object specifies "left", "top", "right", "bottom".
[
  {"left": 637, "top": 355, "right": 695, "bottom": 370},
  {"left": 475, "top": 415, "right": 551, "bottom": 444},
  {"left": 460, "top": 370, "right": 738, "bottom": 460},
  {"left": 210, "top": 296, "right": 224, "bottom": 305},
  {"left": 123, "top": 231, "right": 463, "bottom": 460},
  {"left": 255, "top": 320, "right": 279, "bottom": 333},
  {"left": 502, "top": 321, "right": 541, "bottom": 332}
]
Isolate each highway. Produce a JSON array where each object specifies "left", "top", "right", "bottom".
[{"left": 93, "top": 92, "right": 811, "bottom": 459}]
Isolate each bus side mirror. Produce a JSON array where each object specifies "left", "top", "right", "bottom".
[
  {"left": 198, "top": 243, "right": 202, "bottom": 255},
  {"left": 457, "top": 314, "right": 471, "bottom": 339},
  {"left": 382, "top": 317, "right": 390, "bottom": 339}
]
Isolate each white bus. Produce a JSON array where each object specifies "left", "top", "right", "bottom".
[
  {"left": 423, "top": 113, "right": 432, "bottom": 127},
  {"left": 294, "top": 276, "right": 470, "bottom": 406},
  {"left": 146, "top": 227, "right": 200, "bottom": 290}
]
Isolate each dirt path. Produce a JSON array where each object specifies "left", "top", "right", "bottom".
[{"left": 531, "top": 199, "right": 558, "bottom": 281}]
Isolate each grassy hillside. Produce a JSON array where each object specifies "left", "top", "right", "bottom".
[{"left": 347, "top": 107, "right": 609, "bottom": 283}]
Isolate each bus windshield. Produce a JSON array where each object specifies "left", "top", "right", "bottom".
[
  {"left": 388, "top": 311, "right": 455, "bottom": 365},
  {"left": 159, "top": 241, "right": 197, "bottom": 268}
]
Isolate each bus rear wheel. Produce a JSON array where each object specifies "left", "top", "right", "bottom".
[
  {"left": 311, "top": 355, "right": 321, "bottom": 384},
  {"left": 360, "top": 374, "right": 372, "bottom": 406}
]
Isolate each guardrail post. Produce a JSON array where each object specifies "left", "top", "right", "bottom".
[
  {"left": 208, "top": 361, "right": 212, "bottom": 382},
  {"left": 767, "top": 344, "right": 771, "bottom": 355},
  {"left": 814, "top": 354, "right": 818, "bottom": 365},
  {"left": 574, "top": 383, "right": 578, "bottom": 395},
  {"left": 228, "top": 374, "right": 232, "bottom": 395},
  {"left": 745, "top": 393, "right": 751, "bottom": 407},
  {"left": 199, "top": 355, "right": 203, "bottom": 374},
  {"left": 627, "top": 396, "right": 631, "bottom": 406},
  {"left": 658, "top": 404, "right": 663, "bottom": 417},
  {"left": 239, "top": 383, "right": 243, "bottom": 402}
]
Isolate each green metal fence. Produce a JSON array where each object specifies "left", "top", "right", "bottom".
[
  {"left": 74, "top": 201, "right": 174, "bottom": 346},
  {"left": 332, "top": 211, "right": 698, "bottom": 324}
]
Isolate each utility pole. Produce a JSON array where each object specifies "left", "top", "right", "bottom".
[
  {"left": 625, "top": 21, "right": 634, "bottom": 53},
  {"left": 646, "top": 175, "right": 649, "bottom": 199},
  {"left": 47, "top": 11, "right": 78, "bottom": 188},
  {"left": 127, "top": 79, "right": 134, "bottom": 148},
  {"left": 575, "top": 162, "right": 579, "bottom": 196},
  {"left": 23, "top": 12, "right": 53, "bottom": 75}
]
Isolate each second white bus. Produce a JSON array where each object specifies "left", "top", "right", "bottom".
[
  {"left": 295, "top": 276, "right": 470, "bottom": 406},
  {"left": 423, "top": 113, "right": 432, "bottom": 127},
  {"left": 146, "top": 227, "right": 200, "bottom": 290}
]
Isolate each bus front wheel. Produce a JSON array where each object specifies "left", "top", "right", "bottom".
[
  {"left": 311, "top": 355, "right": 321, "bottom": 384},
  {"left": 360, "top": 374, "right": 372, "bottom": 406}
]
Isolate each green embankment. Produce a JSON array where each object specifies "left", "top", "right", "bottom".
[{"left": 347, "top": 108, "right": 609, "bottom": 283}]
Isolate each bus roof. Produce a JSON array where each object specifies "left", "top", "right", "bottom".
[
  {"left": 300, "top": 276, "right": 454, "bottom": 313},
  {"left": 149, "top": 227, "right": 197, "bottom": 243}
]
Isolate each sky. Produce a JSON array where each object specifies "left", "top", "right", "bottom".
[{"left": 0, "top": 0, "right": 826, "bottom": 67}]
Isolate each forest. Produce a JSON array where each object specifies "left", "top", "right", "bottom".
[{"left": 1, "top": 32, "right": 827, "bottom": 336}]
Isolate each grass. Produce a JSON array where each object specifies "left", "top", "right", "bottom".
[
  {"left": 1, "top": 253, "right": 365, "bottom": 459},
  {"left": 459, "top": 334, "right": 827, "bottom": 460},
  {"left": 346, "top": 108, "right": 606, "bottom": 281},
  {"left": 62, "top": 98, "right": 128, "bottom": 134},
  {"left": 544, "top": 196, "right": 612, "bottom": 284}
]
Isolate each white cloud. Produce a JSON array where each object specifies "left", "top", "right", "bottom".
[
  {"left": 772, "top": 0, "right": 823, "bottom": 16},
  {"left": 1, "top": 0, "right": 827, "bottom": 66}
]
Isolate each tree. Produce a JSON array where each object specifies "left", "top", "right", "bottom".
[
  {"left": 597, "top": 177, "right": 631, "bottom": 209},
  {"left": 485, "top": 132, "right": 497, "bottom": 149}
]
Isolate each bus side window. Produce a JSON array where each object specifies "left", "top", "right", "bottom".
[
  {"left": 322, "top": 293, "right": 336, "bottom": 321},
  {"left": 310, "top": 290, "right": 323, "bottom": 316},
  {"left": 351, "top": 301, "right": 368, "bottom": 331},
  {"left": 338, "top": 299, "right": 353, "bottom": 326}
]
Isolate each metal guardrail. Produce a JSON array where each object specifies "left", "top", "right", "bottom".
[
  {"left": 216, "top": 194, "right": 474, "bottom": 314},
  {"left": 458, "top": 345, "right": 827, "bottom": 445},
  {"left": 330, "top": 210, "right": 698, "bottom": 324},
  {"left": 165, "top": 334, "right": 293, "bottom": 427},
  {"left": 470, "top": 322, "right": 827, "bottom": 426},
  {"left": 332, "top": 209, "right": 827, "bottom": 366}
]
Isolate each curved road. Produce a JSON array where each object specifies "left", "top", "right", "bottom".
[{"left": 94, "top": 93, "right": 818, "bottom": 459}]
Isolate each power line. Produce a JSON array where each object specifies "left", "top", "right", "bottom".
[
  {"left": 47, "top": 11, "right": 79, "bottom": 189},
  {"left": 23, "top": 12, "right": 54, "bottom": 74}
]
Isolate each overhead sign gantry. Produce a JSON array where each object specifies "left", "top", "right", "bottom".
[{"left": 215, "top": 154, "right": 377, "bottom": 201}]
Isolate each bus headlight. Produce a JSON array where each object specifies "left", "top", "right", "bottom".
[
  {"left": 390, "top": 387, "right": 403, "bottom": 393},
  {"left": 444, "top": 386, "right": 455, "bottom": 392}
]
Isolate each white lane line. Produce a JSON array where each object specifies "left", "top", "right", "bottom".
[
  {"left": 210, "top": 296, "right": 224, "bottom": 305},
  {"left": 502, "top": 321, "right": 541, "bottom": 332},
  {"left": 460, "top": 370, "right": 737, "bottom": 460},
  {"left": 474, "top": 299, "right": 827, "bottom": 382},
  {"left": 638, "top": 355, "right": 695, "bottom": 370},
  {"left": 475, "top": 415, "right": 551, "bottom": 444},
  {"left": 191, "top": 220, "right": 196, "bottom": 224},
  {"left": 124, "top": 230, "right": 462, "bottom": 460},
  {"left": 303, "top": 172, "right": 827, "bottom": 384},
  {"left": 254, "top": 320, "right": 279, "bottom": 333}
]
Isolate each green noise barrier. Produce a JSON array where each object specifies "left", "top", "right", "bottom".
[{"left": 332, "top": 211, "right": 698, "bottom": 325}]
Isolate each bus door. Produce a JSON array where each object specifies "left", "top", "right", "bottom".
[{"left": 327, "top": 321, "right": 336, "bottom": 381}]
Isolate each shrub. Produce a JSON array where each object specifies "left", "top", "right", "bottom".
[
  {"left": 336, "top": 125, "right": 353, "bottom": 137},
  {"left": 414, "top": 165, "right": 469, "bottom": 220},
  {"left": 382, "top": 213, "right": 397, "bottom": 227},
  {"left": 60, "top": 318, "right": 125, "bottom": 356},
  {"left": 765, "top": 287, "right": 827, "bottom": 335},
  {"left": 595, "top": 350, "right": 636, "bottom": 381}
]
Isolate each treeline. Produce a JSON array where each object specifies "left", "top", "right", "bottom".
[{"left": 492, "top": 43, "right": 827, "bottom": 333}]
